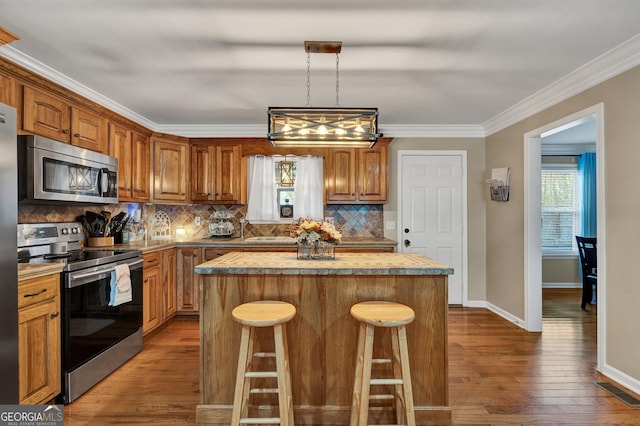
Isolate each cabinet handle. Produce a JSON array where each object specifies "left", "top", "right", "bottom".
[
  {"left": 50, "top": 311, "right": 59, "bottom": 319},
  {"left": 62, "top": 129, "right": 70, "bottom": 134},
  {"left": 74, "top": 133, "right": 81, "bottom": 137},
  {"left": 192, "top": 254, "right": 197, "bottom": 258},
  {"left": 144, "top": 278, "right": 149, "bottom": 283},
  {"left": 351, "top": 193, "right": 355, "bottom": 196},
  {"left": 24, "top": 288, "right": 47, "bottom": 297},
  {"left": 181, "top": 192, "right": 185, "bottom": 196}
]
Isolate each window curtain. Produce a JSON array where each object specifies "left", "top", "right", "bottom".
[
  {"left": 294, "top": 156, "right": 324, "bottom": 220},
  {"left": 578, "top": 152, "right": 597, "bottom": 237},
  {"left": 246, "top": 156, "right": 278, "bottom": 222}
]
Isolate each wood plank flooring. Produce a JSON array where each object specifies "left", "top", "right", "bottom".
[{"left": 63, "top": 289, "right": 640, "bottom": 425}]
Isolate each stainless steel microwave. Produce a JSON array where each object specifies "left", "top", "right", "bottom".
[{"left": 19, "top": 135, "right": 118, "bottom": 204}]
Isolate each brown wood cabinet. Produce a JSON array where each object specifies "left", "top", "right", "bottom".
[
  {"left": 18, "top": 273, "right": 61, "bottom": 405},
  {"left": 162, "top": 249, "right": 177, "bottom": 320},
  {"left": 325, "top": 143, "right": 388, "bottom": 204},
  {"left": 142, "top": 252, "right": 162, "bottom": 335},
  {"left": 22, "top": 86, "right": 108, "bottom": 153},
  {"left": 109, "top": 123, "right": 150, "bottom": 201},
  {"left": 176, "top": 247, "right": 202, "bottom": 314},
  {"left": 0, "top": 73, "right": 15, "bottom": 106},
  {"left": 190, "top": 143, "right": 244, "bottom": 204},
  {"left": 152, "top": 137, "right": 189, "bottom": 203}
]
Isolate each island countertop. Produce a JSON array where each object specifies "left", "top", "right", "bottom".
[{"left": 195, "top": 251, "right": 453, "bottom": 276}]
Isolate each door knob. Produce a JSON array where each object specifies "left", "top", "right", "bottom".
[
  {"left": 404, "top": 228, "right": 410, "bottom": 233},
  {"left": 404, "top": 239, "right": 411, "bottom": 247}
]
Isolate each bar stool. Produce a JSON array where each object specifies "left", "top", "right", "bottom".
[
  {"left": 350, "top": 301, "right": 416, "bottom": 426},
  {"left": 231, "top": 300, "right": 296, "bottom": 426}
]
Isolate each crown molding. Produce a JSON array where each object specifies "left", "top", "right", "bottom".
[
  {"left": 155, "top": 124, "right": 267, "bottom": 138},
  {"left": 0, "top": 45, "right": 157, "bottom": 129},
  {"left": 483, "top": 33, "right": 640, "bottom": 136},
  {"left": 379, "top": 124, "right": 486, "bottom": 138}
]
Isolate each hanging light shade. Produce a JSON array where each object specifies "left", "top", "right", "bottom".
[{"left": 268, "top": 41, "right": 382, "bottom": 148}]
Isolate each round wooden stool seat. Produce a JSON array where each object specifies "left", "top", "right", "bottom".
[
  {"left": 232, "top": 300, "right": 296, "bottom": 327},
  {"left": 350, "top": 300, "right": 415, "bottom": 327}
]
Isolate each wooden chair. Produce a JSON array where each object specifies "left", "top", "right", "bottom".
[
  {"left": 350, "top": 301, "right": 416, "bottom": 426},
  {"left": 576, "top": 236, "right": 597, "bottom": 310},
  {"left": 231, "top": 300, "right": 296, "bottom": 426}
]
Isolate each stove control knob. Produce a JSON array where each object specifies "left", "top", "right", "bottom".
[
  {"left": 61, "top": 228, "right": 69, "bottom": 235},
  {"left": 71, "top": 227, "right": 79, "bottom": 234}
]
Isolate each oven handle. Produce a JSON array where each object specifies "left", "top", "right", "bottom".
[{"left": 68, "top": 258, "right": 144, "bottom": 283}]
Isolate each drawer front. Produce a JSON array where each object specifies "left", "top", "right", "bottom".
[
  {"left": 18, "top": 274, "right": 59, "bottom": 309},
  {"left": 143, "top": 251, "right": 162, "bottom": 268},
  {"left": 203, "top": 248, "right": 235, "bottom": 261}
]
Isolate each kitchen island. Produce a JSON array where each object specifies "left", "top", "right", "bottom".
[{"left": 195, "top": 251, "right": 453, "bottom": 425}]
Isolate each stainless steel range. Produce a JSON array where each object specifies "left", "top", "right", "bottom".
[{"left": 18, "top": 222, "right": 143, "bottom": 404}]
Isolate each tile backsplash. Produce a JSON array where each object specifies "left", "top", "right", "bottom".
[{"left": 18, "top": 203, "right": 383, "bottom": 240}]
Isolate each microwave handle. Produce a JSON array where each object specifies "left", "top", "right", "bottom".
[{"left": 99, "top": 168, "right": 110, "bottom": 195}]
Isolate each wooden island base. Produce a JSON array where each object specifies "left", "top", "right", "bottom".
[{"left": 195, "top": 252, "right": 453, "bottom": 425}]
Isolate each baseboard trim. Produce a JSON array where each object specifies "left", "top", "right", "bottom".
[
  {"left": 486, "top": 302, "right": 526, "bottom": 330},
  {"left": 542, "top": 282, "right": 582, "bottom": 289},
  {"left": 599, "top": 364, "right": 640, "bottom": 400},
  {"left": 463, "top": 300, "right": 487, "bottom": 308}
]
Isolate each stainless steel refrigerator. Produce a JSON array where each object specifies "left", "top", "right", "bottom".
[{"left": 0, "top": 102, "right": 18, "bottom": 403}]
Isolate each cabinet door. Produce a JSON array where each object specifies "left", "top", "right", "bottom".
[
  {"left": 131, "top": 132, "right": 150, "bottom": 201},
  {"left": 163, "top": 249, "right": 177, "bottom": 320},
  {"left": 325, "top": 148, "right": 357, "bottom": 202},
  {"left": 109, "top": 123, "right": 133, "bottom": 200},
  {"left": 0, "top": 74, "right": 15, "bottom": 106},
  {"left": 23, "top": 86, "right": 71, "bottom": 142},
  {"left": 71, "top": 107, "right": 107, "bottom": 153},
  {"left": 357, "top": 146, "right": 388, "bottom": 202},
  {"left": 18, "top": 297, "right": 60, "bottom": 405},
  {"left": 214, "top": 144, "right": 243, "bottom": 203},
  {"left": 176, "top": 248, "right": 201, "bottom": 313},
  {"left": 143, "top": 265, "right": 162, "bottom": 335},
  {"left": 153, "top": 139, "right": 189, "bottom": 203},
  {"left": 190, "top": 144, "right": 215, "bottom": 202}
]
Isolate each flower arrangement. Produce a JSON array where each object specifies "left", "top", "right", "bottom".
[{"left": 291, "top": 218, "right": 342, "bottom": 245}]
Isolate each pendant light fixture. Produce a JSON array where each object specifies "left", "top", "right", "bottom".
[{"left": 268, "top": 41, "right": 381, "bottom": 148}]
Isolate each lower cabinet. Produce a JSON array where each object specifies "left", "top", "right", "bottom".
[
  {"left": 176, "top": 247, "right": 202, "bottom": 314},
  {"left": 163, "top": 249, "right": 177, "bottom": 320},
  {"left": 142, "top": 251, "right": 162, "bottom": 335},
  {"left": 18, "top": 273, "right": 61, "bottom": 405},
  {"left": 143, "top": 249, "right": 177, "bottom": 335}
]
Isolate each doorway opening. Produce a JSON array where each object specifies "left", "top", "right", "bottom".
[{"left": 524, "top": 103, "right": 605, "bottom": 370}]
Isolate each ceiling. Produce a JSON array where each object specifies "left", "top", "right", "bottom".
[{"left": 1, "top": 0, "right": 640, "bottom": 138}]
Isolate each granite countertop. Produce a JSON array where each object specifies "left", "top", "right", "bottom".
[
  {"left": 18, "top": 262, "right": 65, "bottom": 281},
  {"left": 195, "top": 251, "right": 453, "bottom": 276},
  {"left": 114, "top": 237, "right": 397, "bottom": 253}
]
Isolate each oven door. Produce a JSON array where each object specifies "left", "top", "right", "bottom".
[{"left": 62, "top": 257, "right": 143, "bottom": 373}]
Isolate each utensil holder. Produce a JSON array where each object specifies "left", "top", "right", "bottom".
[{"left": 87, "top": 237, "right": 114, "bottom": 247}]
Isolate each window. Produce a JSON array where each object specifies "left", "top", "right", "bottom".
[
  {"left": 246, "top": 155, "right": 323, "bottom": 223},
  {"left": 541, "top": 164, "right": 580, "bottom": 253}
]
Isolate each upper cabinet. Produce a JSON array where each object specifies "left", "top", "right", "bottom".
[
  {"left": 0, "top": 74, "right": 16, "bottom": 107},
  {"left": 22, "top": 86, "right": 108, "bottom": 153},
  {"left": 109, "top": 123, "right": 150, "bottom": 202},
  {"left": 190, "top": 143, "right": 245, "bottom": 204},
  {"left": 325, "top": 142, "right": 388, "bottom": 204},
  {"left": 152, "top": 135, "right": 189, "bottom": 203}
]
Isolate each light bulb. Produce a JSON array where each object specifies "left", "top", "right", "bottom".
[
  {"left": 335, "top": 126, "right": 347, "bottom": 136},
  {"left": 281, "top": 119, "right": 292, "bottom": 133},
  {"left": 317, "top": 125, "right": 328, "bottom": 135},
  {"left": 354, "top": 119, "right": 365, "bottom": 133},
  {"left": 299, "top": 127, "right": 309, "bottom": 135}
]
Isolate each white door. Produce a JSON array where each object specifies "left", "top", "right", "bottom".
[{"left": 399, "top": 152, "right": 465, "bottom": 304}]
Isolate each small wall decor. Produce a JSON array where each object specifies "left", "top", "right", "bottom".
[
  {"left": 150, "top": 211, "right": 172, "bottom": 240},
  {"left": 486, "top": 167, "right": 510, "bottom": 201}
]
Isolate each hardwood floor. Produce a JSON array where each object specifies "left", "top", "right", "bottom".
[{"left": 63, "top": 289, "right": 640, "bottom": 425}]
